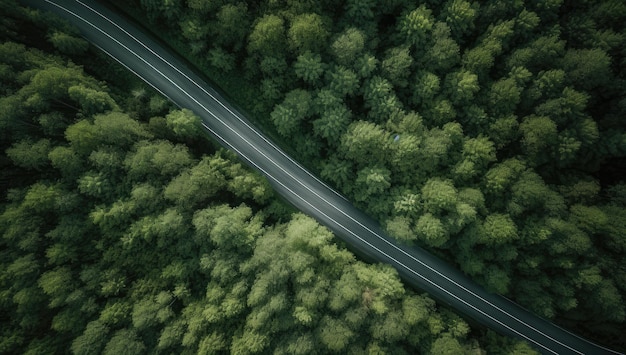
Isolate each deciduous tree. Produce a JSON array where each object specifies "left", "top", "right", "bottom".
[
  {"left": 68, "top": 85, "right": 118, "bottom": 115},
  {"left": 415, "top": 213, "right": 449, "bottom": 248},
  {"left": 6, "top": 139, "right": 51, "bottom": 171},
  {"left": 48, "top": 31, "right": 88, "bottom": 55},
  {"left": 287, "top": 13, "right": 329, "bottom": 55},
  {"left": 340, "top": 121, "right": 390, "bottom": 167},
  {"left": 293, "top": 52, "right": 325, "bottom": 85},
  {"left": 331, "top": 28, "right": 365, "bottom": 67},
  {"left": 248, "top": 15, "right": 286, "bottom": 57},
  {"left": 214, "top": 3, "right": 249, "bottom": 51}
]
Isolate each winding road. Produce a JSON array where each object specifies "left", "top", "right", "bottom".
[{"left": 20, "top": 1, "right": 622, "bottom": 354}]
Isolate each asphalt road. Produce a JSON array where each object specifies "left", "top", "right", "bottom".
[{"left": 20, "top": 1, "right": 622, "bottom": 354}]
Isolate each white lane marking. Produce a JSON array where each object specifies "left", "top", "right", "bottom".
[
  {"left": 75, "top": 0, "right": 348, "bottom": 202},
  {"left": 44, "top": 1, "right": 616, "bottom": 354}
]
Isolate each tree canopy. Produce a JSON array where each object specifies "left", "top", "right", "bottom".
[{"left": 3, "top": 0, "right": 626, "bottom": 352}]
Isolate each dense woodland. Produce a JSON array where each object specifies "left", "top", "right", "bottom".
[
  {"left": 1, "top": 0, "right": 625, "bottom": 354},
  {"left": 132, "top": 0, "right": 626, "bottom": 349}
]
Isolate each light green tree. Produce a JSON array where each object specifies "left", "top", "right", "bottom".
[
  {"left": 165, "top": 108, "right": 202, "bottom": 140},
  {"left": 48, "top": 31, "right": 89, "bottom": 55},
  {"left": 412, "top": 71, "right": 440, "bottom": 106},
  {"left": 270, "top": 89, "right": 312, "bottom": 136},
  {"left": 318, "top": 316, "right": 354, "bottom": 352},
  {"left": 421, "top": 178, "right": 458, "bottom": 214},
  {"left": 164, "top": 155, "right": 228, "bottom": 208},
  {"left": 415, "top": 213, "right": 449, "bottom": 248},
  {"left": 340, "top": 121, "right": 390, "bottom": 167},
  {"left": 71, "top": 320, "right": 109, "bottom": 355},
  {"left": 208, "top": 47, "right": 235, "bottom": 72},
  {"left": 103, "top": 329, "right": 146, "bottom": 355},
  {"left": 442, "top": 0, "right": 477, "bottom": 40},
  {"left": 288, "top": 13, "right": 329, "bottom": 55},
  {"left": 331, "top": 27, "right": 365, "bottom": 67},
  {"left": 399, "top": 5, "right": 435, "bottom": 47},
  {"left": 68, "top": 85, "right": 119, "bottom": 115},
  {"left": 248, "top": 15, "right": 286, "bottom": 56},
  {"left": 65, "top": 113, "right": 151, "bottom": 155},
  {"left": 385, "top": 216, "right": 415, "bottom": 243},
  {"left": 354, "top": 166, "right": 392, "bottom": 202},
  {"left": 478, "top": 213, "right": 518, "bottom": 246},
  {"left": 429, "top": 333, "right": 465, "bottom": 355},
  {"left": 124, "top": 140, "right": 194, "bottom": 181},
  {"left": 423, "top": 22, "right": 460, "bottom": 73}
]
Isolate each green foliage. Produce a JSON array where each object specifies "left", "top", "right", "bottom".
[
  {"left": 328, "top": 65, "right": 359, "bottom": 97},
  {"left": 445, "top": 70, "right": 479, "bottom": 105},
  {"left": 399, "top": 5, "right": 435, "bottom": 47},
  {"left": 4, "top": 0, "right": 626, "bottom": 353},
  {"left": 415, "top": 213, "right": 449, "bottom": 248},
  {"left": 519, "top": 115, "right": 558, "bottom": 165},
  {"left": 313, "top": 104, "right": 351, "bottom": 142},
  {"left": 287, "top": 13, "right": 329, "bottom": 55},
  {"left": 424, "top": 22, "right": 461, "bottom": 74},
  {"left": 340, "top": 120, "right": 390, "bottom": 167},
  {"left": 331, "top": 27, "right": 365, "bottom": 67},
  {"left": 248, "top": 15, "right": 286, "bottom": 57},
  {"left": 68, "top": 85, "right": 119, "bottom": 115},
  {"left": 193, "top": 204, "right": 261, "bottom": 251},
  {"left": 293, "top": 52, "right": 324, "bottom": 85},
  {"left": 165, "top": 108, "right": 202, "bottom": 140},
  {"left": 430, "top": 333, "right": 465, "bottom": 355},
  {"left": 270, "top": 89, "right": 312, "bottom": 136},
  {"left": 354, "top": 166, "right": 392, "bottom": 202},
  {"left": 65, "top": 112, "right": 152, "bottom": 155},
  {"left": 560, "top": 48, "right": 611, "bottom": 90},
  {"left": 103, "top": 329, "right": 146, "bottom": 355},
  {"left": 381, "top": 46, "right": 413, "bottom": 88},
  {"left": 124, "top": 140, "right": 194, "bottom": 181},
  {"left": 479, "top": 213, "right": 518, "bottom": 246},
  {"left": 163, "top": 154, "right": 228, "bottom": 208},
  {"left": 48, "top": 31, "right": 89, "bottom": 55},
  {"left": 71, "top": 320, "right": 109, "bottom": 355},
  {"left": 214, "top": 3, "right": 249, "bottom": 51},
  {"left": 422, "top": 178, "right": 458, "bottom": 214},
  {"left": 6, "top": 139, "right": 52, "bottom": 171},
  {"left": 442, "top": 0, "right": 478, "bottom": 40},
  {"left": 208, "top": 47, "right": 235, "bottom": 72},
  {"left": 412, "top": 70, "right": 441, "bottom": 106},
  {"left": 385, "top": 216, "right": 415, "bottom": 243}
]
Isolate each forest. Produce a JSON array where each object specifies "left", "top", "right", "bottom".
[{"left": 1, "top": 0, "right": 625, "bottom": 354}]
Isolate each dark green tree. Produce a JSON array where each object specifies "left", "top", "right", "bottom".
[{"left": 293, "top": 52, "right": 325, "bottom": 86}]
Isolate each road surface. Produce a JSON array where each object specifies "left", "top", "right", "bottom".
[{"left": 20, "top": 1, "right": 622, "bottom": 354}]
